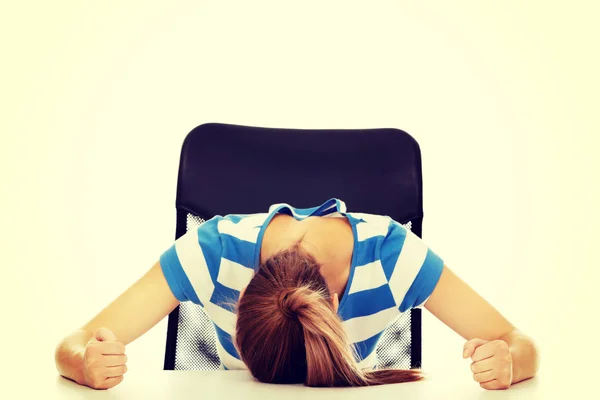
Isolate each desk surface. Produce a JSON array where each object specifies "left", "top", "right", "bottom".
[{"left": 38, "top": 369, "right": 560, "bottom": 400}]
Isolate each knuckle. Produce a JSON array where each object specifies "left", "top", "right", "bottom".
[
  {"left": 86, "top": 362, "right": 98, "bottom": 372},
  {"left": 496, "top": 341, "right": 509, "bottom": 353},
  {"left": 87, "top": 348, "right": 102, "bottom": 359},
  {"left": 86, "top": 342, "right": 99, "bottom": 354},
  {"left": 85, "top": 358, "right": 100, "bottom": 369},
  {"left": 498, "top": 380, "right": 510, "bottom": 389},
  {"left": 90, "top": 377, "right": 104, "bottom": 389},
  {"left": 91, "top": 370, "right": 104, "bottom": 382}
]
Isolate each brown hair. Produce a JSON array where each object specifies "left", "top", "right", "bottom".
[{"left": 232, "top": 243, "right": 423, "bottom": 387}]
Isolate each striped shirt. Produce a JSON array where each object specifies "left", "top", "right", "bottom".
[{"left": 160, "top": 198, "right": 444, "bottom": 370}]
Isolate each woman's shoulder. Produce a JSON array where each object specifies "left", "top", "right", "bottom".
[{"left": 197, "top": 213, "right": 271, "bottom": 241}]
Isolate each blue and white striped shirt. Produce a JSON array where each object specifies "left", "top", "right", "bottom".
[{"left": 160, "top": 198, "right": 444, "bottom": 370}]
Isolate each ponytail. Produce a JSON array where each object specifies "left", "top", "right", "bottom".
[
  {"left": 289, "top": 286, "right": 422, "bottom": 386},
  {"left": 235, "top": 247, "right": 423, "bottom": 387}
]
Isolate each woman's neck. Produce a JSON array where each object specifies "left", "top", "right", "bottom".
[{"left": 261, "top": 213, "right": 352, "bottom": 297}]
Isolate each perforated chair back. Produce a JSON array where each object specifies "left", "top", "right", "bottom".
[{"left": 164, "top": 122, "right": 427, "bottom": 371}]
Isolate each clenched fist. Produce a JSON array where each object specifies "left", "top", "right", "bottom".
[
  {"left": 463, "top": 338, "right": 513, "bottom": 390},
  {"left": 80, "top": 328, "right": 128, "bottom": 389}
]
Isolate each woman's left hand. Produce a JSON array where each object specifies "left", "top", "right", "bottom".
[{"left": 463, "top": 338, "right": 513, "bottom": 390}]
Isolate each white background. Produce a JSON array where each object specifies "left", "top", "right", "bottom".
[{"left": 2, "top": 0, "right": 598, "bottom": 395}]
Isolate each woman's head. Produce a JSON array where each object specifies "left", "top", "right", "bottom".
[{"left": 233, "top": 243, "right": 423, "bottom": 387}]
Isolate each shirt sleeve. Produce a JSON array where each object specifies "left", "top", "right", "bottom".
[
  {"left": 380, "top": 219, "right": 444, "bottom": 312},
  {"left": 159, "top": 216, "right": 223, "bottom": 306}
]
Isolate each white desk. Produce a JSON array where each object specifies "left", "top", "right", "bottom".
[{"left": 39, "top": 369, "right": 557, "bottom": 400}]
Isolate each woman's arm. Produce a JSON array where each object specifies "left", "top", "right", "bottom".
[
  {"left": 55, "top": 260, "right": 180, "bottom": 386},
  {"left": 424, "top": 265, "right": 539, "bottom": 386}
]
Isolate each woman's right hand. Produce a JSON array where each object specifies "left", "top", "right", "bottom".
[
  {"left": 55, "top": 261, "right": 179, "bottom": 389},
  {"left": 80, "top": 328, "right": 128, "bottom": 389}
]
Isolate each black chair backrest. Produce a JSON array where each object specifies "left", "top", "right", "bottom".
[{"left": 164, "top": 122, "right": 427, "bottom": 371}]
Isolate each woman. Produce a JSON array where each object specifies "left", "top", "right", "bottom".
[{"left": 54, "top": 198, "right": 539, "bottom": 390}]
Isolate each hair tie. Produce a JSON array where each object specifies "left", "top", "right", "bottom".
[{"left": 277, "top": 290, "right": 299, "bottom": 320}]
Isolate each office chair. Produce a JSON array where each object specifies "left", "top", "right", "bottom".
[{"left": 164, "top": 122, "right": 428, "bottom": 371}]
